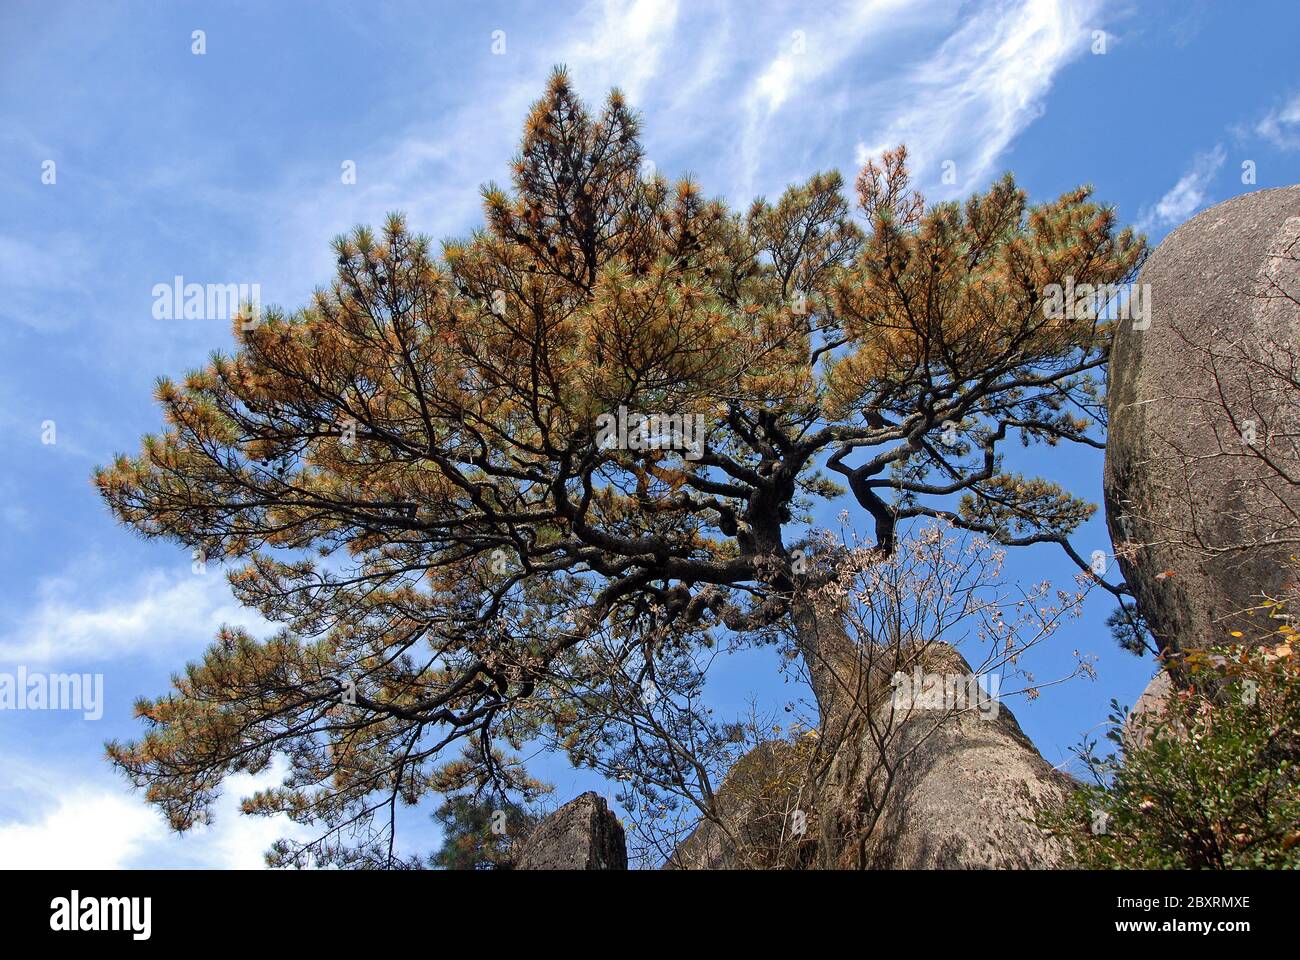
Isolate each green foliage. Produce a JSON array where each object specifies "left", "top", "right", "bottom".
[
  {"left": 1040, "top": 642, "right": 1300, "bottom": 868},
  {"left": 429, "top": 795, "right": 540, "bottom": 870},
  {"left": 1106, "top": 601, "right": 1151, "bottom": 656}
]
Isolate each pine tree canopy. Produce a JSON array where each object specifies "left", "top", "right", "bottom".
[{"left": 95, "top": 67, "right": 1145, "bottom": 866}]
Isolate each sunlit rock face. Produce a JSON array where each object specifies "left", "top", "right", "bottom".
[
  {"left": 671, "top": 644, "right": 1073, "bottom": 870},
  {"left": 1105, "top": 186, "right": 1300, "bottom": 663}
]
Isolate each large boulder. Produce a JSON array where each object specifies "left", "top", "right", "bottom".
[
  {"left": 1104, "top": 186, "right": 1300, "bottom": 663},
  {"left": 671, "top": 644, "right": 1073, "bottom": 869},
  {"left": 515, "top": 791, "right": 628, "bottom": 870}
]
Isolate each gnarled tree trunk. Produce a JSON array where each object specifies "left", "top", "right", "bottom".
[{"left": 673, "top": 602, "right": 1073, "bottom": 869}]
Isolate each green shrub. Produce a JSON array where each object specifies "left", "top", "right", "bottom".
[{"left": 1041, "top": 633, "right": 1300, "bottom": 869}]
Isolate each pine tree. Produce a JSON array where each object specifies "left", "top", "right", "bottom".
[
  {"left": 430, "top": 795, "right": 539, "bottom": 870},
  {"left": 96, "top": 68, "right": 1145, "bottom": 865}
]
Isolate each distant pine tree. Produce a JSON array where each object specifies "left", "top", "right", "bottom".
[{"left": 431, "top": 795, "right": 539, "bottom": 870}]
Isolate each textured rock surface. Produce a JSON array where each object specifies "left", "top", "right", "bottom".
[
  {"left": 1104, "top": 186, "right": 1300, "bottom": 660},
  {"left": 668, "top": 740, "right": 806, "bottom": 870},
  {"left": 672, "top": 644, "right": 1072, "bottom": 869},
  {"left": 821, "top": 644, "right": 1072, "bottom": 869},
  {"left": 1124, "top": 655, "right": 1238, "bottom": 749},
  {"left": 515, "top": 792, "right": 628, "bottom": 870},
  {"left": 1125, "top": 669, "right": 1175, "bottom": 750}
]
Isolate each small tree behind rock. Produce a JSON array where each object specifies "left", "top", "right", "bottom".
[{"left": 430, "top": 794, "right": 541, "bottom": 870}]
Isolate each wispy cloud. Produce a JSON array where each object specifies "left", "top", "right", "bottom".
[
  {"left": 738, "top": 0, "right": 929, "bottom": 195},
  {"left": 244, "top": 0, "right": 686, "bottom": 310},
  {"left": 855, "top": 0, "right": 1106, "bottom": 194},
  {"left": 562, "top": 0, "right": 681, "bottom": 103},
  {"left": 0, "top": 783, "right": 160, "bottom": 869},
  {"left": 1254, "top": 91, "right": 1300, "bottom": 151},
  {"left": 0, "top": 232, "right": 98, "bottom": 333},
  {"left": 1136, "top": 143, "right": 1227, "bottom": 233},
  {"left": 0, "top": 565, "right": 267, "bottom": 666}
]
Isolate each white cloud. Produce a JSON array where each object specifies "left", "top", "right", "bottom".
[
  {"left": 562, "top": 0, "right": 682, "bottom": 103},
  {"left": 744, "top": 0, "right": 920, "bottom": 117},
  {"left": 1255, "top": 91, "right": 1300, "bottom": 151},
  {"left": 0, "top": 232, "right": 97, "bottom": 333},
  {"left": 1137, "top": 143, "right": 1226, "bottom": 232},
  {"left": 0, "top": 786, "right": 159, "bottom": 869},
  {"left": 0, "top": 566, "right": 267, "bottom": 666},
  {"left": 0, "top": 756, "right": 306, "bottom": 869},
  {"left": 854, "top": 0, "right": 1106, "bottom": 194},
  {"left": 739, "top": 0, "right": 928, "bottom": 194}
]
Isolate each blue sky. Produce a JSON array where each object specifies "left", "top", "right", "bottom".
[{"left": 1, "top": 0, "right": 1298, "bottom": 868}]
